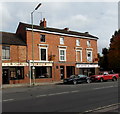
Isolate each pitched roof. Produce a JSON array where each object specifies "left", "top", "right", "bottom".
[
  {"left": 1, "top": 32, "right": 26, "bottom": 46},
  {"left": 19, "top": 22, "right": 98, "bottom": 39}
]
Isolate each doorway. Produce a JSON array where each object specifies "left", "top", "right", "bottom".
[
  {"left": 66, "top": 66, "right": 75, "bottom": 78},
  {"left": 2, "top": 69, "right": 9, "bottom": 84},
  {"left": 60, "top": 66, "right": 64, "bottom": 79}
]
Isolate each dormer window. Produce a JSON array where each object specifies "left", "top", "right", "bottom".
[
  {"left": 40, "top": 34, "right": 45, "bottom": 42},
  {"left": 76, "top": 39, "right": 80, "bottom": 46},
  {"left": 60, "top": 37, "right": 64, "bottom": 44}
]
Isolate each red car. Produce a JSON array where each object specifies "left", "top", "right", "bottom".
[{"left": 90, "top": 71, "right": 119, "bottom": 82}]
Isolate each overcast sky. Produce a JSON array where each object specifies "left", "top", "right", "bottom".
[{"left": 0, "top": 1, "right": 118, "bottom": 55}]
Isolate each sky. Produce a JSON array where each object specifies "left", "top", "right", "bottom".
[{"left": 0, "top": 1, "right": 119, "bottom": 55}]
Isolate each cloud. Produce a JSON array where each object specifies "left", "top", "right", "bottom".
[
  {"left": 0, "top": 2, "right": 118, "bottom": 54},
  {"left": 48, "top": 14, "right": 89, "bottom": 30},
  {"left": 1, "top": 3, "right": 13, "bottom": 30}
]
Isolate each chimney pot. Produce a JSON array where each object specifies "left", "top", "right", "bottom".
[
  {"left": 40, "top": 18, "right": 47, "bottom": 28},
  {"left": 85, "top": 32, "right": 89, "bottom": 34},
  {"left": 64, "top": 27, "right": 69, "bottom": 31}
]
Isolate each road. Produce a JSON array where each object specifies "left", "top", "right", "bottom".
[{"left": 2, "top": 81, "right": 120, "bottom": 113}]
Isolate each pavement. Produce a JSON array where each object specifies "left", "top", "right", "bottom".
[{"left": 1, "top": 80, "right": 63, "bottom": 89}]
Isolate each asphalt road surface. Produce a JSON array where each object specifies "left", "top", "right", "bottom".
[{"left": 2, "top": 81, "right": 120, "bottom": 113}]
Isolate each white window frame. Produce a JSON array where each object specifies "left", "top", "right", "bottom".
[
  {"left": 59, "top": 48, "right": 66, "bottom": 61},
  {"left": 76, "top": 50, "right": 82, "bottom": 62},
  {"left": 60, "top": 37, "right": 64, "bottom": 45},
  {"left": 2, "top": 46, "right": 10, "bottom": 60},
  {"left": 76, "top": 39, "right": 80, "bottom": 46},
  {"left": 87, "top": 40, "right": 91, "bottom": 47},
  {"left": 39, "top": 47, "right": 48, "bottom": 61},
  {"left": 87, "top": 50, "right": 92, "bottom": 62}
]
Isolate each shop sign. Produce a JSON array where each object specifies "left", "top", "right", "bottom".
[
  {"left": 76, "top": 64, "right": 98, "bottom": 68},
  {"left": 33, "top": 63, "right": 53, "bottom": 66},
  {"left": 2, "top": 63, "right": 28, "bottom": 66}
]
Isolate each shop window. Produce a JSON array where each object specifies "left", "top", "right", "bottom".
[
  {"left": 40, "top": 34, "right": 45, "bottom": 42},
  {"left": 2, "top": 46, "right": 10, "bottom": 59},
  {"left": 10, "top": 67, "right": 24, "bottom": 80},
  {"left": 35, "top": 66, "right": 52, "bottom": 79}
]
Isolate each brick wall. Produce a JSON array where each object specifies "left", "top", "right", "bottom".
[
  {"left": 26, "top": 31, "right": 98, "bottom": 63},
  {"left": 3, "top": 45, "right": 27, "bottom": 63}
]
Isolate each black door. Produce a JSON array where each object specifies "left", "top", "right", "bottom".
[
  {"left": 66, "top": 66, "right": 75, "bottom": 77},
  {"left": 2, "top": 69, "right": 9, "bottom": 84}
]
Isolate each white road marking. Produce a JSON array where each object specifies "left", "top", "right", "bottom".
[
  {"left": 36, "top": 90, "right": 79, "bottom": 98},
  {"left": 93, "top": 86, "right": 114, "bottom": 90},
  {"left": 71, "top": 90, "right": 79, "bottom": 93},
  {"left": 3, "top": 99, "right": 14, "bottom": 102},
  {"left": 84, "top": 103, "right": 120, "bottom": 113},
  {"left": 36, "top": 94, "right": 47, "bottom": 98}
]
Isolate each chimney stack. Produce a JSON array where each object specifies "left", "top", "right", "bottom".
[{"left": 40, "top": 18, "right": 46, "bottom": 28}]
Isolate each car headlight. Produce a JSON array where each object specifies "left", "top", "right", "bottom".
[{"left": 96, "top": 76, "right": 100, "bottom": 78}]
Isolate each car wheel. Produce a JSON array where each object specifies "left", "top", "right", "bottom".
[
  {"left": 100, "top": 78, "right": 104, "bottom": 82},
  {"left": 87, "top": 79, "right": 90, "bottom": 83},
  {"left": 73, "top": 80, "right": 77, "bottom": 85},
  {"left": 112, "top": 77, "right": 117, "bottom": 81}
]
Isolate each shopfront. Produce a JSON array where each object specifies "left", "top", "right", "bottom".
[
  {"left": 2, "top": 66, "right": 24, "bottom": 84},
  {"left": 76, "top": 63, "right": 99, "bottom": 76}
]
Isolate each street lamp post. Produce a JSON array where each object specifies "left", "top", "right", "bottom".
[{"left": 31, "top": 3, "right": 42, "bottom": 85}]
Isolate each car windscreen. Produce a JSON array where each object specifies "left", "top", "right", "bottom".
[
  {"left": 78, "top": 75, "right": 87, "bottom": 78},
  {"left": 70, "top": 75, "right": 76, "bottom": 78}
]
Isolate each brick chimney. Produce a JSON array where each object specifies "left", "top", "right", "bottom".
[{"left": 40, "top": 18, "right": 46, "bottom": 27}]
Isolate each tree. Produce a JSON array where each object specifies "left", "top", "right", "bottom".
[{"left": 101, "top": 48, "right": 109, "bottom": 71}]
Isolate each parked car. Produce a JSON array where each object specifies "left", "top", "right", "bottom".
[
  {"left": 90, "top": 71, "right": 119, "bottom": 82},
  {"left": 63, "top": 74, "right": 91, "bottom": 85}
]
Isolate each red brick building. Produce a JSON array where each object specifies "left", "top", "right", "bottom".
[{"left": 1, "top": 18, "right": 99, "bottom": 85}]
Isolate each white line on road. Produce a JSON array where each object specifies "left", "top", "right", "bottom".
[
  {"left": 84, "top": 103, "right": 120, "bottom": 113},
  {"left": 36, "top": 90, "right": 79, "bottom": 98},
  {"left": 49, "top": 91, "right": 70, "bottom": 96},
  {"left": 93, "top": 86, "right": 114, "bottom": 90},
  {"left": 71, "top": 90, "right": 79, "bottom": 93},
  {"left": 36, "top": 94, "right": 47, "bottom": 98},
  {"left": 3, "top": 99, "right": 14, "bottom": 102}
]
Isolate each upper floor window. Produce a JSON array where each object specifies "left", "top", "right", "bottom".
[
  {"left": 76, "top": 50, "right": 82, "bottom": 62},
  {"left": 87, "top": 40, "right": 91, "bottom": 47},
  {"left": 40, "top": 48, "right": 47, "bottom": 61},
  {"left": 2, "top": 46, "right": 10, "bottom": 60},
  {"left": 76, "top": 39, "right": 80, "bottom": 46},
  {"left": 40, "top": 34, "right": 46, "bottom": 42},
  {"left": 60, "top": 37, "right": 64, "bottom": 44},
  {"left": 59, "top": 49, "right": 66, "bottom": 61},
  {"left": 87, "top": 51, "right": 92, "bottom": 62}
]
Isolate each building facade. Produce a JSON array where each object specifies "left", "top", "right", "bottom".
[{"left": 1, "top": 18, "right": 99, "bottom": 85}]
